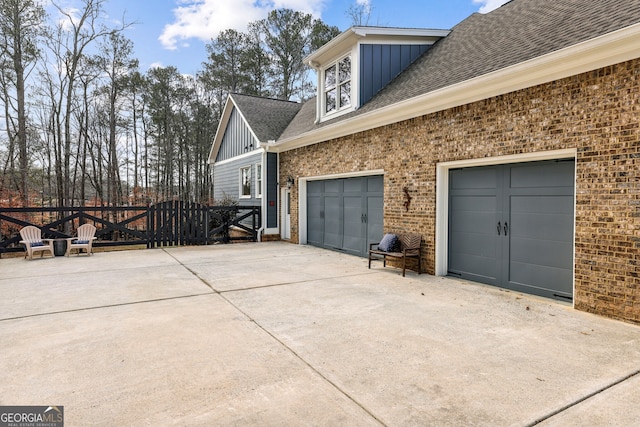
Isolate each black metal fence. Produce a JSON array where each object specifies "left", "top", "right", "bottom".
[{"left": 0, "top": 202, "right": 261, "bottom": 256}]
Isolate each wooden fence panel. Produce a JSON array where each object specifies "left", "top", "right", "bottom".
[{"left": 0, "top": 204, "right": 261, "bottom": 255}]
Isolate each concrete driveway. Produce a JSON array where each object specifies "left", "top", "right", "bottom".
[{"left": 1, "top": 242, "right": 639, "bottom": 426}]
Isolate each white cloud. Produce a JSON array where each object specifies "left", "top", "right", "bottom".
[
  {"left": 159, "top": 0, "right": 325, "bottom": 50},
  {"left": 54, "top": 7, "right": 81, "bottom": 32},
  {"left": 472, "top": 0, "right": 511, "bottom": 13}
]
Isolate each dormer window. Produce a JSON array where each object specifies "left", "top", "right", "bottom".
[
  {"left": 323, "top": 55, "right": 352, "bottom": 116},
  {"left": 306, "top": 27, "right": 450, "bottom": 124}
]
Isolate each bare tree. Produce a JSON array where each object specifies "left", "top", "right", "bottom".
[
  {"left": 94, "top": 31, "right": 136, "bottom": 205},
  {"left": 346, "top": 0, "right": 374, "bottom": 26},
  {"left": 49, "top": 0, "right": 129, "bottom": 208},
  {"left": 0, "top": 0, "right": 45, "bottom": 205}
]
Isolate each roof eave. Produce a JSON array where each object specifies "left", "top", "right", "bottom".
[
  {"left": 207, "top": 96, "right": 234, "bottom": 164},
  {"left": 274, "top": 22, "right": 640, "bottom": 153}
]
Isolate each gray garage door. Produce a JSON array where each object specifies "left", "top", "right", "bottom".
[
  {"left": 307, "top": 176, "right": 383, "bottom": 257},
  {"left": 448, "top": 160, "right": 575, "bottom": 301}
]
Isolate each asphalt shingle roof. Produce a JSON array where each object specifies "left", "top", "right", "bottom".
[
  {"left": 231, "top": 94, "right": 302, "bottom": 142},
  {"left": 279, "top": 0, "right": 640, "bottom": 140}
]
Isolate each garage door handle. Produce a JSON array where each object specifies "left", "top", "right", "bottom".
[
  {"left": 504, "top": 222, "right": 509, "bottom": 236},
  {"left": 362, "top": 214, "right": 368, "bottom": 223},
  {"left": 497, "top": 221, "right": 501, "bottom": 235}
]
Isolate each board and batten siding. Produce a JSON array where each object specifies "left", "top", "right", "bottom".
[
  {"left": 213, "top": 153, "right": 262, "bottom": 206},
  {"left": 359, "top": 44, "right": 431, "bottom": 106},
  {"left": 266, "top": 153, "right": 278, "bottom": 228},
  {"left": 216, "top": 107, "right": 259, "bottom": 162}
]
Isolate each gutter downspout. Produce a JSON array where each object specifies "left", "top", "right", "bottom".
[{"left": 257, "top": 148, "right": 267, "bottom": 242}]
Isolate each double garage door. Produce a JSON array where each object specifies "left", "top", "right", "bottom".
[
  {"left": 448, "top": 160, "right": 575, "bottom": 301},
  {"left": 307, "top": 175, "right": 383, "bottom": 257}
]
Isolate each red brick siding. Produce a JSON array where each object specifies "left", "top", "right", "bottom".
[{"left": 280, "top": 59, "right": 640, "bottom": 324}]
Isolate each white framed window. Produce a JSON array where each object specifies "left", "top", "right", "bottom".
[
  {"left": 323, "top": 55, "right": 352, "bottom": 117},
  {"left": 256, "top": 164, "right": 262, "bottom": 198},
  {"left": 240, "top": 166, "right": 251, "bottom": 198}
]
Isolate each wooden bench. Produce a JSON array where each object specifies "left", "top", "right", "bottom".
[{"left": 368, "top": 233, "right": 422, "bottom": 277}]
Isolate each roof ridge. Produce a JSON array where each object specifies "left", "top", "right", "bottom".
[{"left": 231, "top": 92, "right": 300, "bottom": 105}]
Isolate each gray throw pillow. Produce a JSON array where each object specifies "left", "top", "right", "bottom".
[{"left": 378, "top": 233, "right": 399, "bottom": 252}]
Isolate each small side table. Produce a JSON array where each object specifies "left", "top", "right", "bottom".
[{"left": 53, "top": 239, "right": 68, "bottom": 256}]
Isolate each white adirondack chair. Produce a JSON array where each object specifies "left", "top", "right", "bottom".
[
  {"left": 19, "top": 226, "right": 55, "bottom": 260},
  {"left": 65, "top": 224, "right": 97, "bottom": 256}
]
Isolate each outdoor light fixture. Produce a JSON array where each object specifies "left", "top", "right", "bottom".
[{"left": 286, "top": 176, "right": 295, "bottom": 189}]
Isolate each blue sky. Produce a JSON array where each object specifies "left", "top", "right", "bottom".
[{"left": 90, "top": 0, "right": 510, "bottom": 75}]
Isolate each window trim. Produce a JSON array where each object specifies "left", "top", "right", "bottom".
[
  {"left": 320, "top": 53, "right": 354, "bottom": 120},
  {"left": 255, "top": 163, "right": 263, "bottom": 198},
  {"left": 239, "top": 165, "right": 251, "bottom": 199}
]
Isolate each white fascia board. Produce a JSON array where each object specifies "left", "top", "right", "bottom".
[
  {"left": 208, "top": 96, "right": 233, "bottom": 164},
  {"left": 305, "top": 28, "right": 356, "bottom": 67},
  {"left": 213, "top": 148, "right": 264, "bottom": 167},
  {"left": 305, "top": 26, "right": 450, "bottom": 67},
  {"left": 352, "top": 27, "right": 450, "bottom": 38},
  {"left": 274, "top": 23, "right": 640, "bottom": 153}
]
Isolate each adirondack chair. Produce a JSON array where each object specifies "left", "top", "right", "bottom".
[
  {"left": 65, "top": 224, "right": 97, "bottom": 256},
  {"left": 19, "top": 226, "right": 55, "bottom": 260}
]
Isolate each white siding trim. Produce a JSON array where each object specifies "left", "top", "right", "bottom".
[{"left": 214, "top": 149, "right": 263, "bottom": 166}]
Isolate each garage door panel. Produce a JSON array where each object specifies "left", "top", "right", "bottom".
[
  {"left": 510, "top": 237, "right": 573, "bottom": 269},
  {"left": 307, "top": 176, "right": 383, "bottom": 257},
  {"left": 449, "top": 253, "right": 499, "bottom": 284},
  {"left": 510, "top": 161, "right": 575, "bottom": 188},
  {"left": 511, "top": 212, "right": 574, "bottom": 241},
  {"left": 343, "top": 196, "right": 364, "bottom": 253},
  {"left": 510, "top": 194, "right": 573, "bottom": 243},
  {"left": 450, "top": 167, "right": 498, "bottom": 189},
  {"left": 324, "top": 180, "right": 341, "bottom": 193},
  {"left": 450, "top": 195, "right": 498, "bottom": 236},
  {"left": 450, "top": 231, "right": 498, "bottom": 258},
  {"left": 451, "top": 210, "right": 498, "bottom": 234},
  {"left": 511, "top": 218, "right": 573, "bottom": 240},
  {"left": 307, "top": 181, "right": 323, "bottom": 194},
  {"left": 367, "top": 176, "right": 384, "bottom": 192},
  {"left": 307, "top": 194, "right": 323, "bottom": 246},
  {"left": 449, "top": 229, "right": 499, "bottom": 282},
  {"left": 343, "top": 178, "right": 362, "bottom": 193},
  {"left": 511, "top": 195, "right": 574, "bottom": 214},
  {"left": 449, "top": 160, "right": 575, "bottom": 301},
  {"left": 508, "top": 261, "right": 573, "bottom": 297},
  {"left": 451, "top": 195, "right": 497, "bottom": 213},
  {"left": 324, "top": 195, "right": 342, "bottom": 248},
  {"left": 367, "top": 196, "right": 384, "bottom": 248}
]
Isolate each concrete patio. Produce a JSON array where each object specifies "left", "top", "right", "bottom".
[{"left": 1, "top": 242, "right": 639, "bottom": 426}]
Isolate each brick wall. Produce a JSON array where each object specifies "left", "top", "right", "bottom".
[{"left": 279, "top": 59, "right": 640, "bottom": 324}]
